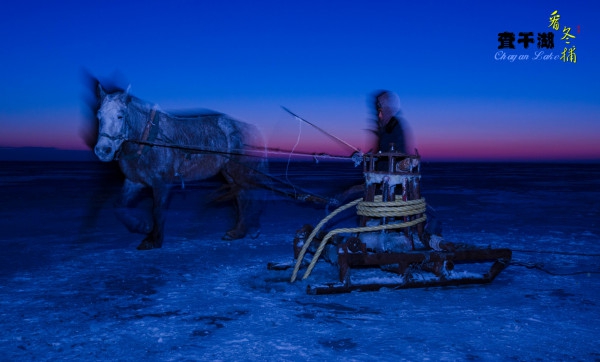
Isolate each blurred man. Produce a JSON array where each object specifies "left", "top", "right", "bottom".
[
  {"left": 374, "top": 90, "right": 442, "bottom": 236},
  {"left": 337, "top": 90, "right": 442, "bottom": 236},
  {"left": 374, "top": 90, "right": 409, "bottom": 154}
]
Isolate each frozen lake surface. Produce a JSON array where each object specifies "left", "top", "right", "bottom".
[{"left": 0, "top": 160, "right": 599, "bottom": 361}]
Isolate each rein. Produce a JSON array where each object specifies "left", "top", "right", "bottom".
[
  {"left": 103, "top": 101, "right": 355, "bottom": 163},
  {"left": 98, "top": 100, "right": 349, "bottom": 206}
]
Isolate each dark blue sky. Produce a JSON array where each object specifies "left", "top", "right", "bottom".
[{"left": 1, "top": 1, "right": 599, "bottom": 161}]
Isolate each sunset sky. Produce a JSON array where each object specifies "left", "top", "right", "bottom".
[{"left": 1, "top": 1, "right": 599, "bottom": 161}]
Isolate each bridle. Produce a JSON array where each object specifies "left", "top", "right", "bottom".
[{"left": 97, "top": 101, "right": 159, "bottom": 160}]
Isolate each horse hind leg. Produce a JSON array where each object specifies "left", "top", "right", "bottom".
[
  {"left": 238, "top": 187, "right": 263, "bottom": 239},
  {"left": 219, "top": 168, "right": 245, "bottom": 240},
  {"left": 221, "top": 170, "right": 263, "bottom": 241},
  {"left": 220, "top": 188, "right": 247, "bottom": 241},
  {"left": 240, "top": 159, "right": 268, "bottom": 240}
]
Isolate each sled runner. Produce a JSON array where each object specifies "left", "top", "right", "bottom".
[{"left": 269, "top": 152, "right": 512, "bottom": 294}]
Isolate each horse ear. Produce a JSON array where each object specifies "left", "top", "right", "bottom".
[
  {"left": 96, "top": 82, "right": 106, "bottom": 99},
  {"left": 124, "top": 85, "right": 133, "bottom": 104}
]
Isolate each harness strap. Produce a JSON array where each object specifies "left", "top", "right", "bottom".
[{"left": 137, "top": 107, "right": 158, "bottom": 156}]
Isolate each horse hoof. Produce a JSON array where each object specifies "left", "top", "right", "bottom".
[
  {"left": 136, "top": 240, "right": 162, "bottom": 250},
  {"left": 137, "top": 241, "right": 153, "bottom": 250},
  {"left": 222, "top": 230, "right": 245, "bottom": 241},
  {"left": 248, "top": 228, "right": 261, "bottom": 239}
]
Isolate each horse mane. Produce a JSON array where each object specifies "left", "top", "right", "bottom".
[
  {"left": 107, "top": 88, "right": 223, "bottom": 120},
  {"left": 168, "top": 109, "right": 224, "bottom": 119}
]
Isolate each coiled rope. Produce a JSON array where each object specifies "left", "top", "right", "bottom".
[{"left": 290, "top": 196, "right": 427, "bottom": 282}]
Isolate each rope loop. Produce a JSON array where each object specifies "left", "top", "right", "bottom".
[
  {"left": 357, "top": 196, "right": 426, "bottom": 218},
  {"left": 290, "top": 196, "right": 428, "bottom": 282}
]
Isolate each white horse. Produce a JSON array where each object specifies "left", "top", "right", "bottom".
[{"left": 94, "top": 83, "right": 267, "bottom": 250}]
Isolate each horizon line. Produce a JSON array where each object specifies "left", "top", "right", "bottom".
[{"left": 0, "top": 146, "right": 598, "bottom": 164}]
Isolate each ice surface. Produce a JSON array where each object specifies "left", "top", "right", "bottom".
[{"left": 0, "top": 161, "right": 599, "bottom": 361}]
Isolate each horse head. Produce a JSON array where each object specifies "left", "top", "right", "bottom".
[{"left": 94, "top": 83, "right": 131, "bottom": 161}]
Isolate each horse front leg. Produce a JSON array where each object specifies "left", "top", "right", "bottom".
[
  {"left": 137, "top": 182, "right": 170, "bottom": 250},
  {"left": 115, "top": 179, "right": 152, "bottom": 235}
]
